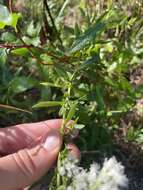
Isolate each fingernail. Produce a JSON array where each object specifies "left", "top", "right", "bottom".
[{"left": 43, "top": 133, "right": 60, "bottom": 151}]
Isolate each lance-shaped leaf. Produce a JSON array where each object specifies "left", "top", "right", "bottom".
[
  {"left": 40, "top": 82, "right": 62, "bottom": 88},
  {"left": 32, "top": 101, "right": 63, "bottom": 108},
  {"left": 0, "top": 104, "right": 32, "bottom": 114},
  {"left": 69, "top": 12, "right": 108, "bottom": 53},
  {"left": 66, "top": 102, "right": 78, "bottom": 122},
  {"left": 11, "top": 48, "right": 30, "bottom": 56}
]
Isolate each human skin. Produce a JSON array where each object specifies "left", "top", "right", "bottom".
[{"left": 0, "top": 119, "right": 80, "bottom": 190}]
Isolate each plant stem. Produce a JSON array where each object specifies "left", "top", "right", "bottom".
[
  {"left": 56, "top": 152, "right": 61, "bottom": 187},
  {"left": 8, "top": 0, "right": 12, "bottom": 13},
  {"left": 43, "top": 0, "right": 63, "bottom": 48},
  {"left": 0, "top": 44, "right": 33, "bottom": 49}
]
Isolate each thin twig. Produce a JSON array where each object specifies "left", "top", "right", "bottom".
[
  {"left": 0, "top": 42, "right": 79, "bottom": 67},
  {"left": 8, "top": 0, "right": 12, "bottom": 13},
  {"left": 43, "top": 0, "right": 56, "bottom": 30},
  {"left": 0, "top": 42, "right": 71, "bottom": 62},
  {"left": 43, "top": 0, "right": 63, "bottom": 48},
  {"left": 0, "top": 44, "right": 33, "bottom": 49}
]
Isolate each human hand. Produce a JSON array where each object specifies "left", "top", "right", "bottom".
[{"left": 0, "top": 119, "right": 80, "bottom": 190}]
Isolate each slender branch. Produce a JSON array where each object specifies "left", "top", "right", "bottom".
[
  {"left": 43, "top": 0, "right": 56, "bottom": 31},
  {"left": 0, "top": 44, "right": 33, "bottom": 49},
  {"left": 43, "top": 0, "right": 63, "bottom": 48},
  {"left": 9, "top": 0, "right": 13, "bottom": 13},
  {"left": 0, "top": 42, "right": 73, "bottom": 66},
  {"left": 0, "top": 43, "right": 49, "bottom": 65},
  {"left": 0, "top": 43, "right": 64, "bottom": 60},
  {"left": 0, "top": 42, "right": 77, "bottom": 66}
]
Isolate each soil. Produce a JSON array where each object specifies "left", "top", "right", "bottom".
[{"left": 114, "top": 143, "right": 143, "bottom": 190}]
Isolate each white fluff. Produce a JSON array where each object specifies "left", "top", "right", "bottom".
[{"left": 58, "top": 156, "right": 128, "bottom": 190}]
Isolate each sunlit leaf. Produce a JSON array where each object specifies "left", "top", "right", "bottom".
[
  {"left": 0, "top": 4, "right": 21, "bottom": 30},
  {"left": 66, "top": 102, "right": 77, "bottom": 122},
  {"left": 32, "top": 101, "right": 63, "bottom": 108},
  {"left": 27, "top": 21, "right": 41, "bottom": 37},
  {"left": 11, "top": 48, "right": 30, "bottom": 56},
  {"left": 74, "top": 124, "right": 85, "bottom": 129},
  {"left": 69, "top": 12, "right": 108, "bottom": 53},
  {"left": 40, "top": 54, "right": 53, "bottom": 64},
  {"left": 22, "top": 36, "right": 40, "bottom": 46},
  {"left": 40, "top": 82, "right": 62, "bottom": 88}
]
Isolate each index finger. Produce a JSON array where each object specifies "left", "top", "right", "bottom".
[{"left": 0, "top": 119, "right": 62, "bottom": 155}]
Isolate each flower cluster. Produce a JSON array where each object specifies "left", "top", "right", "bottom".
[{"left": 58, "top": 155, "right": 128, "bottom": 190}]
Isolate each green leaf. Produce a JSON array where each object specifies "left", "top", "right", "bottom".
[
  {"left": 66, "top": 102, "right": 77, "bottom": 122},
  {"left": 40, "top": 54, "right": 53, "bottom": 64},
  {"left": 55, "top": 66, "right": 69, "bottom": 80},
  {"left": 27, "top": 21, "right": 41, "bottom": 37},
  {"left": 0, "top": 4, "right": 21, "bottom": 30},
  {"left": 74, "top": 124, "right": 85, "bottom": 129},
  {"left": 9, "top": 76, "right": 37, "bottom": 94},
  {"left": 32, "top": 101, "right": 63, "bottom": 108},
  {"left": 69, "top": 13, "right": 108, "bottom": 53},
  {"left": 107, "top": 110, "right": 123, "bottom": 116},
  {"left": 1, "top": 32, "right": 17, "bottom": 42},
  {"left": 74, "top": 23, "right": 81, "bottom": 37},
  {"left": 22, "top": 36, "right": 40, "bottom": 46},
  {"left": 56, "top": 0, "right": 70, "bottom": 24},
  {"left": 0, "top": 48, "right": 7, "bottom": 66},
  {"left": 69, "top": 22, "right": 105, "bottom": 53},
  {"left": 0, "top": 104, "right": 32, "bottom": 114},
  {"left": 11, "top": 48, "right": 30, "bottom": 56},
  {"left": 10, "top": 13, "right": 21, "bottom": 30},
  {"left": 40, "top": 82, "right": 62, "bottom": 88}
]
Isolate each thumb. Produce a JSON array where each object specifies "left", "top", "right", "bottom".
[{"left": 0, "top": 131, "right": 62, "bottom": 190}]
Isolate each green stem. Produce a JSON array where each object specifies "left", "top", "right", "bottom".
[{"left": 56, "top": 152, "right": 61, "bottom": 187}]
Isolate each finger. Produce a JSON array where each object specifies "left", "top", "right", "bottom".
[
  {"left": 0, "top": 119, "right": 62, "bottom": 155},
  {"left": 0, "top": 131, "right": 62, "bottom": 190},
  {"left": 23, "top": 144, "right": 80, "bottom": 190}
]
